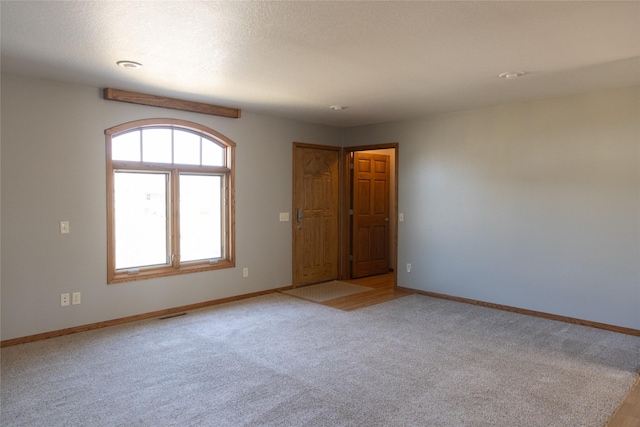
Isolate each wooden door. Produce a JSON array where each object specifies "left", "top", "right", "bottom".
[
  {"left": 352, "top": 152, "right": 390, "bottom": 278},
  {"left": 293, "top": 144, "right": 340, "bottom": 286}
]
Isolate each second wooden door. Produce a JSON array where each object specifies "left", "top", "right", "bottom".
[{"left": 352, "top": 152, "right": 390, "bottom": 278}]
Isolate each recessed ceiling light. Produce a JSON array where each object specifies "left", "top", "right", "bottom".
[
  {"left": 330, "top": 105, "right": 347, "bottom": 110},
  {"left": 498, "top": 71, "right": 525, "bottom": 79},
  {"left": 117, "top": 60, "right": 143, "bottom": 70}
]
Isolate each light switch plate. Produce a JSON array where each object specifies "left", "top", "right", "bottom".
[
  {"left": 279, "top": 212, "right": 289, "bottom": 222},
  {"left": 60, "top": 220, "right": 70, "bottom": 234}
]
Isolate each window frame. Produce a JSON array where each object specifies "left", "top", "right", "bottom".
[{"left": 105, "top": 118, "right": 235, "bottom": 284}]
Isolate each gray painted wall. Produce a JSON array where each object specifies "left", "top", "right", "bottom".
[
  {"left": 2, "top": 74, "right": 639, "bottom": 341},
  {"left": 345, "top": 86, "right": 640, "bottom": 330},
  {"left": 0, "top": 74, "right": 342, "bottom": 340}
]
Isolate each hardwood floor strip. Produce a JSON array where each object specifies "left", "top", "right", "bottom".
[
  {"left": 346, "top": 273, "right": 397, "bottom": 288},
  {"left": 607, "top": 376, "right": 640, "bottom": 427},
  {"left": 317, "top": 273, "right": 410, "bottom": 311},
  {"left": 322, "top": 288, "right": 412, "bottom": 311},
  {"left": 324, "top": 291, "right": 409, "bottom": 311}
]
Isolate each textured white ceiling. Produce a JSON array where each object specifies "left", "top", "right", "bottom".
[{"left": 2, "top": 1, "right": 639, "bottom": 127}]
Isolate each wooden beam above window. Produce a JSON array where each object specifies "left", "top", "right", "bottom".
[{"left": 103, "top": 88, "right": 241, "bottom": 119}]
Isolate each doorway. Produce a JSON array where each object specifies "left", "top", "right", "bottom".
[
  {"left": 343, "top": 144, "right": 398, "bottom": 281},
  {"left": 292, "top": 142, "right": 398, "bottom": 287}
]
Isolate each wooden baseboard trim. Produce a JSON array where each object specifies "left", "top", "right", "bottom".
[
  {"left": 6, "top": 285, "right": 636, "bottom": 347},
  {"left": 1, "top": 286, "right": 293, "bottom": 348},
  {"left": 398, "top": 287, "right": 640, "bottom": 337}
]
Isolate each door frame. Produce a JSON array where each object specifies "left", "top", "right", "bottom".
[{"left": 341, "top": 143, "right": 399, "bottom": 284}]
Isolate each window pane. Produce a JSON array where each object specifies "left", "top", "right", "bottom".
[
  {"left": 114, "top": 172, "right": 169, "bottom": 269},
  {"left": 180, "top": 174, "right": 222, "bottom": 262},
  {"left": 174, "top": 130, "right": 200, "bottom": 165},
  {"left": 142, "top": 128, "right": 172, "bottom": 163},
  {"left": 202, "top": 139, "right": 224, "bottom": 166},
  {"left": 112, "top": 131, "right": 141, "bottom": 161}
]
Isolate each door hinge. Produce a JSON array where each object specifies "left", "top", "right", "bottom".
[
  {"left": 349, "top": 209, "right": 353, "bottom": 215},
  {"left": 349, "top": 163, "right": 354, "bottom": 170},
  {"left": 349, "top": 255, "right": 353, "bottom": 261}
]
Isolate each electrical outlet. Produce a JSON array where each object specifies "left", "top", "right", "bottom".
[
  {"left": 72, "top": 292, "right": 81, "bottom": 305},
  {"left": 406, "top": 263, "right": 412, "bottom": 273},
  {"left": 242, "top": 267, "right": 249, "bottom": 277},
  {"left": 61, "top": 293, "right": 70, "bottom": 306}
]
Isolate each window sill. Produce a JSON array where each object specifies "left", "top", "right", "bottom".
[{"left": 108, "top": 259, "right": 235, "bottom": 284}]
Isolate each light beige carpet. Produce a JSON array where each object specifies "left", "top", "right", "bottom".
[
  {"left": 281, "top": 280, "right": 373, "bottom": 302},
  {"left": 2, "top": 293, "right": 639, "bottom": 426}
]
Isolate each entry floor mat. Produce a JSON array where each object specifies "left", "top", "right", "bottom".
[{"left": 281, "top": 281, "right": 373, "bottom": 303}]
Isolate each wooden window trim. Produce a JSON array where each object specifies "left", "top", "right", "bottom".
[{"left": 106, "top": 118, "right": 236, "bottom": 284}]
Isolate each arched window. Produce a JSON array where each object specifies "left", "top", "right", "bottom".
[{"left": 105, "top": 119, "right": 235, "bottom": 283}]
